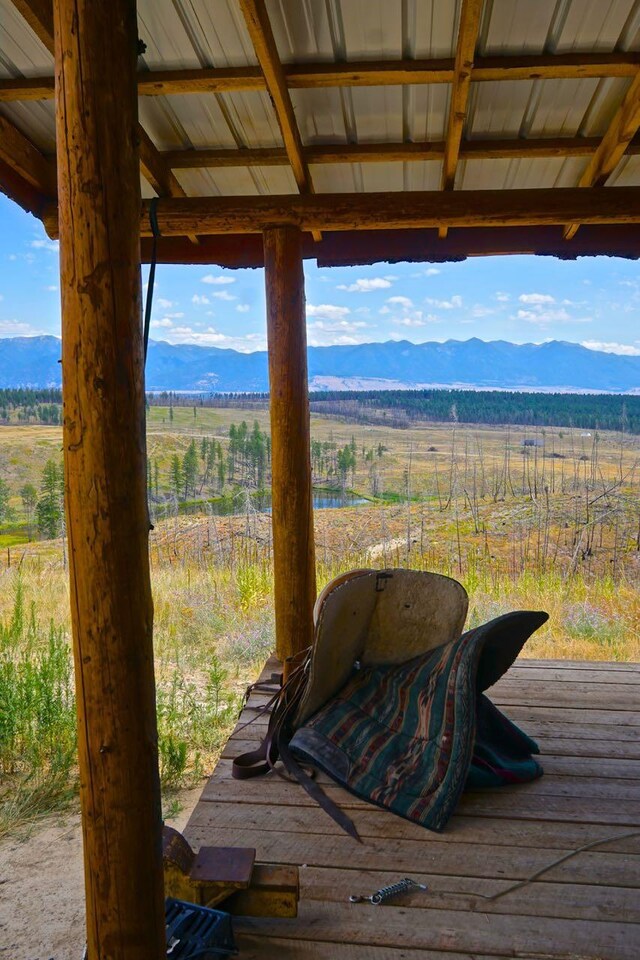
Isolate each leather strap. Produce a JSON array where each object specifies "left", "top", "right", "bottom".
[{"left": 232, "top": 651, "right": 361, "bottom": 841}]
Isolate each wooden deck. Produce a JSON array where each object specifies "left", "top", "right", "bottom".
[{"left": 185, "top": 658, "right": 640, "bottom": 959}]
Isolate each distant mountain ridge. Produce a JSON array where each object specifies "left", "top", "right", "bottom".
[{"left": 1, "top": 335, "right": 639, "bottom": 394}]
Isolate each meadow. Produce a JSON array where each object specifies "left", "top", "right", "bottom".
[{"left": 0, "top": 404, "right": 638, "bottom": 835}]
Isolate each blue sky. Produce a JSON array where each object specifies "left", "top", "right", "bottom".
[{"left": 1, "top": 193, "right": 639, "bottom": 355}]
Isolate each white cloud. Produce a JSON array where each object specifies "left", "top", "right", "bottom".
[
  {"left": 387, "top": 296, "right": 413, "bottom": 308},
  {"left": 426, "top": 267, "right": 440, "bottom": 276},
  {"left": 337, "top": 277, "right": 392, "bottom": 293},
  {"left": 236, "top": 304, "right": 250, "bottom": 313},
  {"left": 156, "top": 297, "right": 175, "bottom": 309},
  {"left": 306, "top": 303, "right": 351, "bottom": 321},
  {"left": 30, "top": 238, "right": 58, "bottom": 253},
  {"left": 425, "top": 295, "right": 462, "bottom": 309},
  {"left": 0, "top": 318, "right": 49, "bottom": 337},
  {"left": 495, "top": 291, "right": 510, "bottom": 302},
  {"left": 393, "top": 317, "right": 426, "bottom": 328},
  {"left": 519, "top": 293, "right": 555, "bottom": 305},
  {"left": 45, "top": 285, "right": 58, "bottom": 292},
  {"left": 514, "top": 305, "right": 591, "bottom": 325},
  {"left": 515, "top": 307, "right": 571, "bottom": 324},
  {"left": 201, "top": 274, "right": 236, "bottom": 285},
  {"left": 160, "top": 324, "right": 266, "bottom": 352},
  {"left": 211, "top": 290, "right": 237, "bottom": 301},
  {"left": 470, "top": 304, "right": 495, "bottom": 318},
  {"left": 192, "top": 294, "right": 210, "bottom": 305},
  {"left": 307, "top": 316, "right": 371, "bottom": 346},
  {"left": 151, "top": 318, "right": 173, "bottom": 329},
  {"left": 582, "top": 340, "right": 640, "bottom": 356}
]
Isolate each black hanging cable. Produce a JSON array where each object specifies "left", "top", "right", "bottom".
[{"left": 143, "top": 197, "right": 160, "bottom": 363}]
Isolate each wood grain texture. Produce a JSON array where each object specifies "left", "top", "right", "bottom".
[
  {"left": 238, "top": 0, "right": 311, "bottom": 195},
  {"left": 160, "top": 136, "right": 634, "bottom": 172},
  {"left": 439, "top": 0, "right": 485, "bottom": 239},
  {"left": 53, "top": 0, "right": 165, "bottom": 956},
  {"left": 264, "top": 226, "right": 316, "bottom": 661},
  {"left": 3, "top": 54, "right": 639, "bottom": 101},
  {"left": 565, "top": 72, "right": 640, "bottom": 238},
  {"left": 187, "top": 658, "right": 640, "bottom": 959},
  {"left": 0, "top": 111, "right": 56, "bottom": 195},
  {"left": 49, "top": 187, "right": 640, "bottom": 238}
]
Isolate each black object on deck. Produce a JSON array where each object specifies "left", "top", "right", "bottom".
[{"left": 165, "top": 897, "right": 237, "bottom": 958}]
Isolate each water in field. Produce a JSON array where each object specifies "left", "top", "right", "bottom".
[{"left": 176, "top": 490, "right": 368, "bottom": 517}]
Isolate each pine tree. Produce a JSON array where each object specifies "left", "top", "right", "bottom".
[
  {"left": 36, "top": 460, "right": 62, "bottom": 539},
  {"left": 170, "top": 455, "right": 183, "bottom": 499},
  {"left": 182, "top": 440, "right": 199, "bottom": 499}
]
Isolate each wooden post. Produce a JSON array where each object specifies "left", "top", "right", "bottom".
[
  {"left": 53, "top": 1, "right": 165, "bottom": 957},
  {"left": 264, "top": 226, "right": 316, "bottom": 663}
]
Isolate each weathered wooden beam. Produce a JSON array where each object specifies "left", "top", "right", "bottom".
[
  {"left": 0, "top": 112, "right": 56, "bottom": 195},
  {"left": 0, "top": 75, "right": 56, "bottom": 101},
  {"left": 0, "top": 155, "right": 50, "bottom": 217},
  {"left": 136, "top": 224, "right": 640, "bottom": 267},
  {"left": 137, "top": 127, "right": 198, "bottom": 244},
  {"left": 9, "top": 0, "right": 197, "bottom": 237},
  {"left": 138, "top": 65, "right": 264, "bottom": 95},
  {"left": 11, "top": 0, "right": 54, "bottom": 48},
  {"left": 163, "top": 135, "right": 628, "bottom": 170},
  {"left": 2, "top": 53, "right": 639, "bottom": 103},
  {"left": 264, "top": 226, "right": 316, "bottom": 662},
  {"left": 53, "top": 1, "right": 165, "bottom": 958},
  {"left": 44, "top": 186, "right": 640, "bottom": 239},
  {"left": 238, "top": 0, "right": 320, "bottom": 241},
  {"left": 471, "top": 52, "right": 640, "bottom": 83},
  {"left": 564, "top": 72, "right": 640, "bottom": 239},
  {"left": 440, "top": 0, "right": 485, "bottom": 239}
]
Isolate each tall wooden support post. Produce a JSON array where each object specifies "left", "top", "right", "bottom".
[
  {"left": 53, "top": 1, "right": 165, "bottom": 957},
  {"left": 264, "top": 226, "right": 316, "bottom": 663}
]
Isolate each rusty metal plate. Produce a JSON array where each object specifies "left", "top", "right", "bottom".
[{"left": 191, "top": 846, "right": 255, "bottom": 888}]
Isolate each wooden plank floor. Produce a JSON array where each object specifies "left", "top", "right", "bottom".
[{"left": 185, "top": 658, "right": 640, "bottom": 959}]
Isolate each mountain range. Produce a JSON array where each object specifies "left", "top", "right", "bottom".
[{"left": 1, "top": 335, "right": 639, "bottom": 394}]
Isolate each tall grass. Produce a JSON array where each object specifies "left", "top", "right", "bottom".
[{"left": 0, "top": 579, "right": 76, "bottom": 836}]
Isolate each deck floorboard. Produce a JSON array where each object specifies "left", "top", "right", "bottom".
[{"left": 185, "top": 658, "right": 640, "bottom": 959}]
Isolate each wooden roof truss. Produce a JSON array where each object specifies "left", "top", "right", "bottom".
[{"left": 2, "top": 0, "right": 640, "bottom": 263}]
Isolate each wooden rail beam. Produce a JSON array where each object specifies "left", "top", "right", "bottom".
[
  {"left": 264, "top": 225, "right": 316, "bottom": 662},
  {"left": 0, "top": 156, "right": 50, "bottom": 217},
  {"left": 3, "top": 54, "right": 640, "bottom": 102},
  {"left": 0, "top": 112, "right": 56, "bottom": 195},
  {"left": 238, "top": 0, "right": 320, "bottom": 241},
  {"left": 53, "top": 0, "right": 165, "bottom": 958},
  {"left": 564, "top": 73, "right": 640, "bottom": 239},
  {"left": 9, "top": 0, "right": 197, "bottom": 240},
  {"left": 162, "top": 135, "right": 633, "bottom": 170},
  {"left": 440, "top": 0, "right": 485, "bottom": 238},
  {"left": 43, "top": 187, "right": 640, "bottom": 239}
]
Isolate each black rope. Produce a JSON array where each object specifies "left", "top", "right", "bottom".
[{"left": 143, "top": 197, "right": 161, "bottom": 363}]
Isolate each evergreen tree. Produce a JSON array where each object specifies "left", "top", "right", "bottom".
[
  {"left": 170, "top": 455, "right": 183, "bottom": 499},
  {"left": 0, "top": 478, "right": 11, "bottom": 523},
  {"left": 36, "top": 460, "right": 62, "bottom": 539},
  {"left": 182, "top": 440, "right": 199, "bottom": 499}
]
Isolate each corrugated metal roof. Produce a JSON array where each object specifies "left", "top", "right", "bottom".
[{"left": 1, "top": 0, "right": 640, "bottom": 203}]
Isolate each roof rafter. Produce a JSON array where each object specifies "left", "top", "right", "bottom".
[
  {"left": 440, "top": 0, "right": 485, "bottom": 238},
  {"left": 564, "top": 72, "right": 640, "bottom": 239},
  {"left": 163, "top": 135, "right": 640, "bottom": 170},
  {"left": 238, "top": 0, "right": 320, "bottom": 241},
  {"left": 41, "top": 186, "right": 640, "bottom": 239},
  {"left": 8, "top": 0, "right": 198, "bottom": 241},
  {"left": 3, "top": 53, "right": 640, "bottom": 102},
  {"left": 0, "top": 155, "right": 50, "bottom": 218},
  {"left": 0, "top": 111, "right": 56, "bottom": 196}
]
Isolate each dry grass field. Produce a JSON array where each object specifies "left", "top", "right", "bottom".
[{"left": 0, "top": 406, "right": 638, "bottom": 834}]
